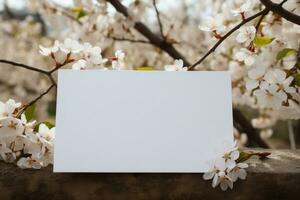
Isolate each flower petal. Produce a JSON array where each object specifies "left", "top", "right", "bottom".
[
  {"left": 230, "top": 150, "right": 240, "bottom": 160},
  {"left": 203, "top": 171, "right": 215, "bottom": 180},
  {"left": 212, "top": 174, "right": 220, "bottom": 188},
  {"left": 226, "top": 179, "right": 234, "bottom": 189},
  {"left": 226, "top": 159, "right": 236, "bottom": 170},
  {"left": 228, "top": 171, "right": 239, "bottom": 182},
  {"left": 244, "top": 55, "right": 255, "bottom": 66},
  {"left": 237, "top": 162, "right": 248, "bottom": 168},
  {"left": 220, "top": 181, "right": 228, "bottom": 191},
  {"left": 246, "top": 80, "right": 259, "bottom": 90},
  {"left": 238, "top": 169, "right": 247, "bottom": 180}
]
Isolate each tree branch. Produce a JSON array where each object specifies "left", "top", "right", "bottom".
[
  {"left": 233, "top": 109, "right": 269, "bottom": 148},
  {"left": 189, "top": 9, "right": 269, "bottom": 70},
  {"left": 105, "top": 0, "right": 191, "bottom": 66},
  {"left": 260, "top": 0, "right": 300, "bottom": 25},
  {"left": 153, "top": 0, "right": 165, "bottom": 39}
]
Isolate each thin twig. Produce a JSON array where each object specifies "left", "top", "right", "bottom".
[
  {"left": 288, "top": 120, "right": 296, "bottom": 150},
  {"left": 109, "top": 36, "right": 151, "bottom": 44},
  {"left": 0, "top": 59, "right": 49, "bottom": 75},
  {"left": 189, "top": 9, "right": 269, "bottom": 70},
  {"left": 255, "top": 10, "right": 269, "bottom": 34},
  {"left": 16, "top": 83, "right": 56, "bottom": 118},
  {"left": 153, "top": 0, "right": 165, "bottom": 39}
]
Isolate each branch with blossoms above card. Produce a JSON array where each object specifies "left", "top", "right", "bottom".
[
  {"left": 0, "top": 0, "right": 300, "bottom": 192},
  {"left": 105, "top": 0, "right": 272, "bottom": 148}
]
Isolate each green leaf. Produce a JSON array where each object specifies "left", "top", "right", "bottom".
[
  {"left": 236, "top": 151, "right": 251, "bottom": 163},
  {"left": 294, "top": 74, "right": 300, "bottom": 87},
  {"left": 34, "top": 121, "right": 55, "bottom": 132},
  {"left": 276, "top": 48, "right": 297, "bottom": 60},
  {"left": 134, "top": 66, "right": 155, "bottom": 71},
  {"left": 24, "top": 105, "right": 35, "bottom": 121},
  {"left": 72, "top": 7, "right": 88, "bottom": 20},
  {"left": 253, "top": 36, "right": 274, "bottom": 47}
]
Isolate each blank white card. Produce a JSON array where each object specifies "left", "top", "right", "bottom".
[{"left": 54, "top": 70, "right": 234, "bottom": 172}]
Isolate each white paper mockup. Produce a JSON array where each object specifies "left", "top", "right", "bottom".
[{"left": 54, "top": 70, "right": 234, "bottom": 172}]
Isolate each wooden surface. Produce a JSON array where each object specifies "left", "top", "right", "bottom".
[{"left": 0, "top": 149, "right": 299, "bottom": 200}]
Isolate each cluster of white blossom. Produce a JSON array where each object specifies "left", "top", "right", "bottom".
[
  {"left": 39, "top": 38, "right": 129, "bottom": 70},
  {"left": 0, "top": 99, "right": 54, "bottom": 169},
  {"left": 198, "top": 0, "right": 300, "bottom": 138},
  {"left": 39, "top": 37, "right": 188, "bottom": 72},
  {"left": 203, "top": 141, "right": 248, "bottom": 191}
]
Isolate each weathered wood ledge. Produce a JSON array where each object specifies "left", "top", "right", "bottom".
[{"left": 0, "top": 149, "right": 299, "bottom": 200}]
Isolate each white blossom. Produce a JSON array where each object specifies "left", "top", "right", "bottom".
[
  {"left": 39, "top": 40, "right": 60, "bottom": 56},
  {"left": 112, "top": 50, "right": 126, "bottom": 70},
  {"left": 23, "top": 132, "right": 43, "bottom": 159},
  {"left": 231, "top": 1, "right": 255, "bottom": 16},
  {"left": 199, "top": 15, "right": 225, "bottom": 39},
  {"left": 253, "top": 84, "right": 287, "bottom": 109},
  {"left": 222, "top": 141, "right": 239, "bottom": 170},
  {"left": 235, "top": 48, "right": 256, "bottom": 66},
  {"left": 203, "top": 158, "right": 234, "bottom": 191},
  {"left": 164, "top": 59, "right": 187, "bottom": 71},
  {"left": 245, "top": 66, "right": 267, "bottom": 90},
  {"left": 21, "top": 114, "right": 36, "bottom": 134},
  {"left": 37, "top": 123, "right": 55, "bottom": 143},
  {"left": 72, "top": 59, "right": 87, "bottom": 70},
  {"left": 60, "top": 38, "right": 83, "bottom": 54},
  {"left": 0, "top": 117, "right": 24, "bottom": 138},
  {"left": 277, "top": 100, "right": 300, "bottom": 120},
  {"left": 0, "top": 99, "right": 21, "bottom": 118},
  {"left": 17, "top": 157, "right": 42, "bottom": 169},
  {"left": 229, "top": 61, "right": 245, "bottom": 81},
  {"left": 203, "top": 141, "right": 248, "bottom": 191},
  {"left": 82, "top": 43, "right": 107, "bottom": 65},
  {"left": 264, "top": 69, "right": 296, "bottom": 94},
  {"left": 228, "top": 163, "right": 248, "bottom": 182},
  {"left": 236, "top": 26, "right": 256, "bottom": 46}
]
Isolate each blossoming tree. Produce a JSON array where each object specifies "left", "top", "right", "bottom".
[{"left": 0, "top": 0, "right": 299, "bottom": 191}]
